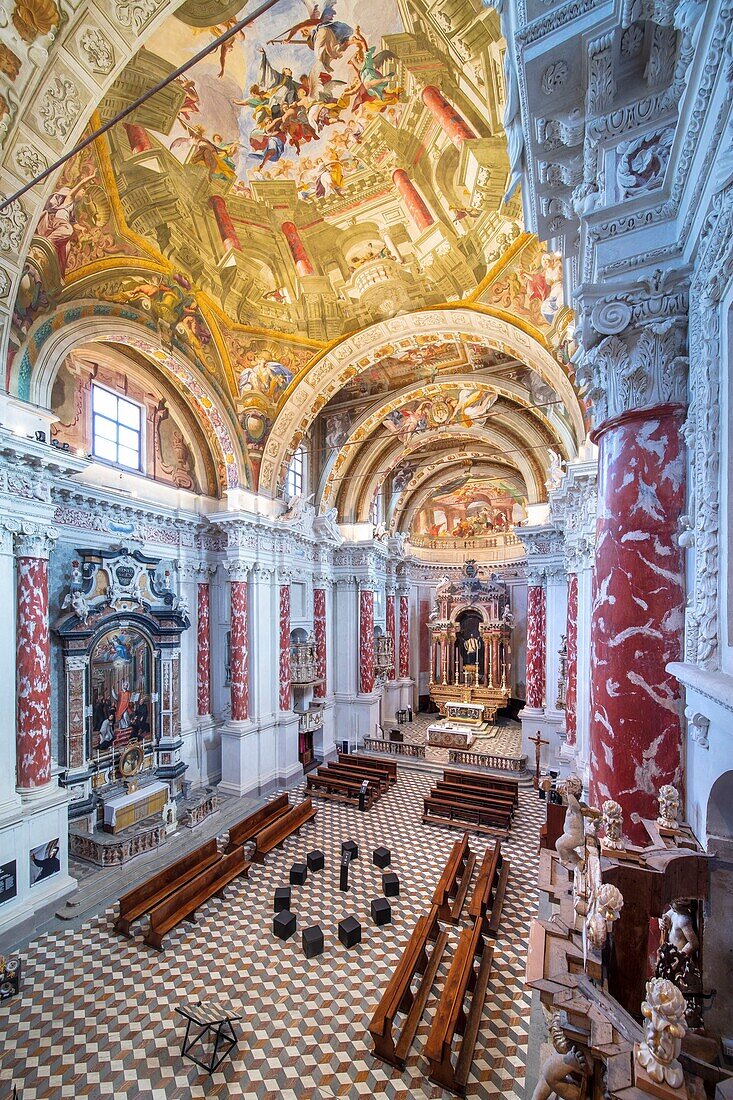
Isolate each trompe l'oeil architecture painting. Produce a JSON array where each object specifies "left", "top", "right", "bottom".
[{"left": 0, "top": 0, "right": 731, "bottom": 1096}]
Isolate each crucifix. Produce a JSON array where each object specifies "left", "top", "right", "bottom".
[{"left": 529, "top": 730, "right": 549, "bottom": 789}]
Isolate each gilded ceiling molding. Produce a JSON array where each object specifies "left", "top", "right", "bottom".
[{"left": 261, "top": 305, "right": 586, "bottom": 497}]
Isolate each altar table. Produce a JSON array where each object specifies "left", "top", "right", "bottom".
[{"left": 103, "top": 780, "right": 169, "bottom": 833}]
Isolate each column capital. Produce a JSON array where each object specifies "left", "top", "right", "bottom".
[
  {"left": 224, "top": 559, "right": 251, "bottom": 582},
  {"left": 577, "top": 318, "right": 688, "bottom": 431},
  {"left": 14, "top": 523, "right": 58, "bottom": 559},
  {"left": 65, "top": 654, "right": 89, "bottom": 672}
]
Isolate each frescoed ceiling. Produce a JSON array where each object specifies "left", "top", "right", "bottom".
[{"left": 6, "top": 0, "right": 585, "bottom": 514}]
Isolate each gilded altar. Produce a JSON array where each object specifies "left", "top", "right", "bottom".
[{"left": 428, "top": 561, "right": 512, "bottom": 722}]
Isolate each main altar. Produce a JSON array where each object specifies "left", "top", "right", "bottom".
[{"left": 427, "top": 561, "right": 513, "bottom": 725}]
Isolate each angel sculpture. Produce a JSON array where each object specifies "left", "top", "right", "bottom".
[{"left": 555, "top": 774, "right": 599, "bottom": 871}]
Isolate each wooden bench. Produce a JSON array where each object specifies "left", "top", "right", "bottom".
[
  {"left": 423, "top": 794, "right": 512, "bottom": 835},
  {"left": 322, "top": 761, "right": 389, "bottom": 793},
  {"left": 425, "top": 916, "right": 494, "bottom": 1096},
  {"left": 144, "top": 847, "right": 250, "bottom": 951},
  {"left": 368, "top": 904, "right": 448, "bottom": 1068},
  {"left": 115, "top": 838, "right": 220, "bottom": 938},
  {"left": 435, "top": 780, "right": 517, "bottom": 817},
  {"left": 339, "top": 752, "right": 397, "bottom": 785},
  {"left": 468, "top": 841, "right": 510, "bottom": 936},
  {"left": 250, "top": 797, "right": 317, "bottom": 863},
  {"left": 307, "top": 771, "right": 378, "bottom": 808},
  {"left": 443, "top": 768, "right": 519, "bottom": 804},
  {"left": 432, "top": 833, "right": 475, "bottom": 924},
  {"left": 224, "top": 792, "right": 290, "bottom": 854}
]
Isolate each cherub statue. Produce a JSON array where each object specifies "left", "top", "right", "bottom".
[
  {"left": 531, "top": 1015, "right": 588, "bottom": 1100},
  {"left": 657, "top": 784, "right": 681, "bottom": 830},
  {"left": 61, "top": 588, "right": 90, "bottom": 624},
  {"left": 601, "top": 798, "right": 625, "bottom": 850},
  {"left": 555, "top": 774, "right": 595, "bottom": 870},
  {"left": 636, "top": 978, "right": 687, "bottom": 1088}
]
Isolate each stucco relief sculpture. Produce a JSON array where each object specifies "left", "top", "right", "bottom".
[{"left": 636, "top": 978, "right": 687, "bottom": 1089}]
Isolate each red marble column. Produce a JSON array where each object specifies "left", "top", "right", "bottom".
[
  {"left": 525, "top": 584, "right": 546, "bottom": 709},
  {"left": 16, "top": 547, "right": 53, "bottom": 791},
  {"left": 196, "top": 581, "right": 211, "bottom": 717},
  {"left": 589, "top": 405, "right": 685, "bottom": 834},
  {"left": 313, "top": 587, "right": 327, "bottom": 698},
  {"left": 564, "top": 573, "right": 578, "bottom": 746},
  {"left": 124, "top": 123, "right": 152, "bottom": 154},
  {"left": 392, "top": 169, "right": 434, "bottom": 232},
  {"left": 230, "top": 577, "right": 249, "bottom": 721},
  {"left": 422, "top": 86, "right": 477, "bottom": 148},
  {"left": 282, "top": 221, "right": 315, "bottom": 277},
  {"left": 279, "top": 584, "right": 291, "bottom": 711},
  {"left": 359, "top": 588, "right": 375, "bottom": 694},
  {"left": 399, "top": 593, "right": 410, "bottom": 678},
  {"left": 386, "top": 593, "right": 396, "bottom": 681},
  {"left": 210, "top": 195, "right": 241, "bottom": 252}
]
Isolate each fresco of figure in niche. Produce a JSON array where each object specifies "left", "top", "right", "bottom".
[{"left": 138, "top": 1, "right": 404, "bottom": 202}]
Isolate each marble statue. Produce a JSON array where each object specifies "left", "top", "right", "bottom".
[
  {"left": 531, "top": 1015, "right": 588, "bottom": 1100},
  {"left": 601, "top": 799, "right": 625, "bottom": 850},
  {"left": 61, "top": 588, "right": 90, "bottom": 623},
  {"left": 555, "top": 775, "right": 587, "bottom": 870},
  {"left": 313, "top": 506, "right": 343, "bottom": 544},
  {"left": 636, "top": 978, "right": 687, "bottom": 1088},
  {"left": 657, "top": 784, "right": 681, "bottom": 831}
]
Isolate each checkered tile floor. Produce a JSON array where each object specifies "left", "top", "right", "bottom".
[
  {"left": 0, "top": 769, "right": 543, "bottom": 1099},
  {"left": 395, "top": 714, "right": 523, "bottom": 765}
]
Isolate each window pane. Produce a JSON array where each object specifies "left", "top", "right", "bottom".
[
  {"left": 94, "top": 437, "right": 117, "bottom": 462},
  {"left": 117, "top": 446, "right": 140, "bottom": 470},
  {"left": 92, "top": 387, "right": 117, "bottom": 418},
  {"left": 117, "top": 398, "right": 141, "bottom": 430},
  {"left": 118, "top": 425, "right": 139, "bottom": 451},
  {"left": 94, "top": 415, "right": 118, "bottom": 442}
]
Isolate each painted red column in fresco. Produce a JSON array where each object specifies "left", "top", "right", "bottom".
[
  {"left": 16, "top": 530, "right": 55, "bottom": 792},
  {"left": 124, "top": 123, "right": 151, "bottom": 154},
  {"left": 229, "top": 574, "right": 249, "bottom": 721},
  {"left": 313, "top": 587, "right": 327, "bottom": 698},
  {"left": 281, "top": 221, "right": 315, "bottom": 277},
  {"left": 210, "top": 195, "right": 241, "bottom": 252},
  {"left": 525, "top": 583, "right": 546, "bottom": 709},
  {"left": 564, "top": 572, "right": 578, "bottom": 746},
  {"left": 392, "top": 169, "right": 434, "bottom": 232},
  {"left": 197, "top": 580, "right": 211, "bottom": 717},
  {"left": 399, "top": 593, "right": 410, "bottom": 678},
  {"left": 386, "top": 593, "right": 396, "bottom": 681},
  {"left": 359, "top": 587, "right": 375, "bottom": 694},
  {"left": 279, "top": 584, "right": 291, "bottom": 711},
  {"left": 589, "top": 405, "right": 685, "bottom": 836},
  {"left": 421, "top": 86, "right": 477, "bottom": 148}
]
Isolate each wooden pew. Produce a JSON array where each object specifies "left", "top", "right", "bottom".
[
  {"left": 425, "top": 916, "right": 494, "bottom": 1096},
  {"left": 250, "top": 797, "right": 317, "bottom": 863},
  {"left": 435, "top": 780, "right": 516, "bottom": 817},
  {"left": 339, "top": 752, "right": 397, "bottom": 785},
  {"left": 432, "top": 833, "right": 475, "bottom": 923},
  {"left": 115, "top": 838, "right": 220, "bottom": 938},
  {"left": 322, "top": 761, "right": 389, "bottom": 793},
  {"left": 423, "top": 793, "right": 512, "bottom": 835},
  {"left": 224, "top": 792, "right": 290, "bottom": 854},
  {"left": 306, "top": 771, "right": 378, "bottom": 808},
  {"left": 368, "top": 904, "right": 448, "bottom": 1068},
  {"left": 145, "top": 847, "right": 250, "bottom": 951},
  {"left": 468, "top": 841, "right": 510, "bottom": 936},
  {"left": 443, "top": 768, "right": 519, "bottom": 804}
]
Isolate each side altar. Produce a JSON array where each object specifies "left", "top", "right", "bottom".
[{"left": 427, "top": 561, "right": 513, "bottom": 724}]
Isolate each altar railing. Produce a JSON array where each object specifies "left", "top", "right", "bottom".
[
  {"left": 448, "top": 748, "right": 527, "bottom": 772},
  {"left": 364, "top": 737, "right": 426, "bottom": 759}
]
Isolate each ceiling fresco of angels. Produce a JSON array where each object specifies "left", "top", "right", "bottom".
[{"left": 144, "top": 0, "right": 404, "bottom": 200}]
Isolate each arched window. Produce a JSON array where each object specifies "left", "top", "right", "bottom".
[{"left": 286, "top": 444, "right": 307, "bottom": 498}]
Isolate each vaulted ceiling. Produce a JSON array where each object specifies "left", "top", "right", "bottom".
[{"left": 4, "top": 0, "right": 585, "bottom": 536}]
